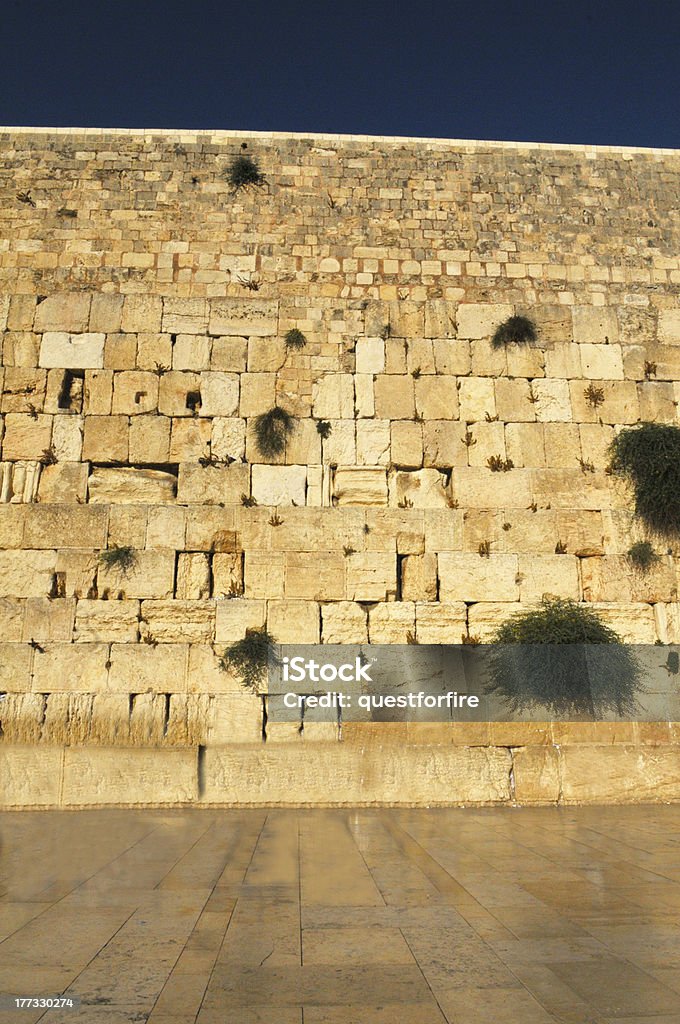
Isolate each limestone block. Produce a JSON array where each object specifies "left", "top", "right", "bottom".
[
  {"left": 61, "top": 748, "right": 196, "bottom": 806},
  {"left": 368, "top": 602, "right": 416, "bottom": 642},
  {"left": 211, "top": 553, "right": 242, "bottom": 598},
  {"left": 89, "top": 294, "right": 123, "bottom": 333},
  {"left": 285, "top": 552, "right": 345, "bottom": 600},
  {"left": 162, "top": 297, "right": 208, "bottom": 334},
  {"left": 450, "top": 467, "right": 532, "bottom": 508},
  {"left": 397, "top": 530, "right": 425, "bottom": 555},
  {"left": 7, "top": 295, "right": 37, "bottom": 331},
  {"left": 530, "top": 379, "right": 571, "bottom": 422},
  {"left": 34, "top": 294, "right": 91, "bottom": 333},
  {"left": 0, "top": 747, "right": 63, "bottom": 808},
  {"left": 111, "top": 371, "right": 159, "bottom": 415},
  {"left": 74, "top": 601, "right": 140, "bottom": 642},
  {"left": 581, "top": 555, "right": 676, "bottom": 603},
  {"left": 245, "top": 335, "right": 286, "bottom": 372},
  {"left": 556, "top": 510, "right": 605, "bottom": 556},
  {"left": 345, "top": 551, "right": 396, "bottom": 601},
  {"left": 0, "top": 505, "right": 25, "bottom": 547},
  {"left": 0, "top": 642, "right": 32, "bottom": 690},
  {"left": 169, "top": 417, "right": 211, "bottom": 461},
  {"left": 239, "top": 372, "right": 276, "bottom": 417},
  {"left": 505, "top": 423, "right": 545, "bottom": 467},
  {"left": 0, "top": 461, "right": 42, "bottom": 503},
  {"left": 579, "top": 343, "right": 624, "bottom": 380},
  {"left": 512, "top": 746, "right": 561, "bottom": 804},
  {"left": 658, "top": 308, "right": 680, "bottom": 345},
  {"left": 422, "top": 421, "right": 467, "bottom": 469},
  {"left": 51, "top": 414, "right": 83, "bottom": 461},
  {"left": 356, "top": 420, "right": 390, "bottom": 466},
  {"left": 215, "top": 599, "right": 266, "bottom": 641},
  {"left": 0, "top": 294, "right": 10, "bottom": 331},
  {"left": 541, "top": 423, "right": 580, "bottom": 467},
  {"left": 140, "top": 600, "right": 215, "bottom": 643},
  {"left": 172, "top": 333, "right": 211, "bottom": 371},
  {"left": 135, "top": 332, "right": 172, "bottom": 371},
  {"left": 544, "top": 341, "right": 582, "bottom": 379},
  {"left": 83, "top": 368, "right": 113, "bottom": 414},
  {"left": 208, "top": 694, "right": 263, "bottom": 743},
  {"left": 39, "top": 332, "right": 104, "bottom": 369},
  {"left": 492, "top": 379, "right": 534, "bottom": 423},
  {"left": 208, "top": 298, "right": 278, "bottom": 337},
  {"left": 176, "top": 463, "right": 250, "bottom": 505},
  {"left": 312, "top": 374, "right": 354, "bottom": 418},
  {"left": 320, "top": 420, "right": 355, "bottom": 465},
  {"left": 202, "top": 744, "right": 511, "bottom": 805},
  {"left": 109, "top": 642, "right": 189, "bottom": 692},
  {"left": 82, "top": 415, "right": 128, "bottom": 462},
  {"left": 569, "top": 380, "right": 640, "bottom": 424},
  {"left": 389, "top": 468, "right": 450, "bottom": 509},
  {"left": 414, "top": 377, "right": 458, "bottom": 420},
  {"left": 384, "top": 338, "right": 407, "bottom": 373},
  {"left": 431, "top": 339, "right": 470, "bottom": 376},
  {"left": 23, "top": 596, "right": 75, "bottom": 642},
  {"left": 518, "top": 554, "right": 580, "bottom": 601},
  {"left": 505, "top": 343, "right": 545, "bottom": 378},
  {"left": 267, "top": 507, "right": 327, "bottom": 552},
  {"left": 438, "top": 553, "right": 519, "bottom": 602},
  {"left": 266, "top": 600, "right": 320, "bottom": 643},
  {"left": 373, "top": 375, "right": 415, "bottom": 419},
  {"left": 2, "top": 693, "right": 49, "bottom": 742},
  {"left": 185, "top": 507, "right": 238, "bottom": 551},
  {"left": 211, "top": 417, "right": 246, "bottom": 462},
  {"left": 466, "top": 602, "right": 529, "bottom": 641},
  {"left": 107, "top": 504, "right": 148, "bottom": 548},
  {"left": 37, "top": 463, "right": 88, "bottom": 504},
  {"left": 158, "top": 370, "right": 202, "bottom": 417},
  {"left": 187, "top": 644, "right": 237, "bottom": 693},
  {"left": 424, "top": 299, "right": 457, "bottom": 338},
  {"left": 638, "top": 381, "right": 677, "bottom": 423},
  {"left": 89, "top": 467, "right": 177, "bottom": 504},
  {"left": 0, "top": 598, "right": 25, "bottom": 640},
  {"left": 401, "top": 554, "right": 438, "bottom": 601},
  {"left": 0, "top": 550, "right": 56, "bottom": 597},
  {"left": 355, "top": 337, "right": 385, "bottom": 374},
  {"left": 251, "top": 465, "right": 306, "bottom": 506},
  {"left": 389, "top": 300, "right": 424, "bottom": 338},
  {"left": 32, "top": 642, "right": 109, "bottom": 692},
  {"left": 531, "top": 468, "right": 611, "bottom": 510},
  {"left": 1, "top": 414, "right": 52, "bottom": 460},
  {"left": 415, "top": 602, "right": 467, "bottom": 643},
  {"left": 559, "top": 746, "right": 680, "bottom": 804},
  {"left": 121, "top": 295, "right": 162, "bottom": 333},
  {"left": 466, "top": 422, "right": 507, "bottom": 467},
  {"left": 176, "top": 552, "right": 211, "bottom": 599},
  {"left": 211, "top": 335, "right": 248, "bottom": 371},
  {"left": 98, "top": 550, "right": 175, "bottom": 600},
  {"left": 321, "top": 602, "right": 368, "bottom": 643},
  {"left": 104, "top": 333, "right": 138, "bottom": 370},
  {"left": 458, "top": 378, "right": 495, "bottom": 422},
  {"left": 197, "top": 372, "right": 240, "bottom": 417},
  {"left": 129, "top": 415, "right": 171, "bottom": 463},
  {"left": 391, "top": 421, "right": 424, "bottom": 468},
  {"left": 333, "top": 467, "right": 388, "bottom": 506},
  {"left": 244, "top": 551, "right": 285, "bottom": 599},
  {"left": 354, "top": 374, "right": 375, "bottom": 417},
  {"left": 588, "top": 603, "right": 657, "bottom": 643},
  {"left": 457, "top": 303, "right": 513, "bottom": 339},
  {"left": 406, "top": 338, "right": 436, "bottom": 375},
  {"left": 572, "top": 305, "right": 618, "bottom": 345},
  {"left": 55, "top": 549, "right": 97, "bottom": 598},
  {"left": 2, "top": 331, "right": 40, "bottom": 368}
]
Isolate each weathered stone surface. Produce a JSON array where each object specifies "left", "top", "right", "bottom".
[
  {"left": 89, "top": 467, "right": 177, "bottom": 504},
  {"left": 176, "top": 463, "right": 249, "bottom": 504},
  {"left": 457, "top": 303, "right": 513, "bottom": 339},
  {"left": 518, "top": 554, "right": 580, "bottom": 601},
  {"left": 0, "top": 641, "right": 32, "bottom": 689},
  {"left": 401, "top": 553, "right": 438, "bottom": 601},
  {"left": 39, "top": 332, "right": 105, "bottom": 369},
  {"left": 251, "top": 465, "right": 306, "bottom": 506},
  {"left": 345, "top": 551, "right": 396, "bottom": 601},
  {"left": 176, "top": 552, "right": 211, "bottom": 599},
  {"left": 415, "top": 602, "right": 467, "bottom": 643},
  {"left": 373, "top": 375, "right": 415, "bottom": 419},
  {"left": 438, "top": 553, "right": 519, "bottom": 602},
  {"left": 2, "top": 415, "right": 53, "bottom": 461},
  {"left": 266, "top": 600, "right": 320, "bottom": 643},
  {"left": 0, "top": 550, "right": 57, "bottom": 597},
  {"left": 35, "top": 294, "right": 91, "bottom": 333},
  {"left": 32, "top": 642, "right": 109, "bottom": 692},
  {"left": 389, "top": 469, "right": 450, "bottom": 509},
  {"left": 140, "top": 600, "right": 215, "bottom": 643},
  {"left": 0, "top": 747, "right": 63, "bottom": 807},
  {"left": 368, "top": 602, "right": 415, "bottom": 642},
  {"left": 109, "top": 643, "right": 188, "bottom": 692},
  {"left": 511, "top": 746, "right": 561, "bottom": 804},
  {"left": 74, "top": 601, "right": 140, "bottom": 642},
  {"left": 24, "top": 504, "right": 107, "bottom": 548},
  {"left": 355, "top": 337, "right": 385, "bottom": 373},
  {"left": 321, "top": 602, "right": 368, "bottom": 643},
  {"left": 571, "top": 305, "right": 618, "bottom": 345},
  {"left": 98, "top": 549, "right": 175, "bottom": 600},
  {"left": 208, "top": 298, "right": 278, "bottom": 337},
  {"left": 62, "top": 748, "right": 196, "bottom": 805},
  {"left": 333, "top": 467, "right": 387, "bottom": 506},
  {"left": 560, "top": 746, "right": 680, "bottom": 804},
  {"left": 215, "top": 599, "right": 266, "bottom": 642}
]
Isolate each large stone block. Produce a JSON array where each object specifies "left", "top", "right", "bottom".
[
  {"left": 39, "top": 332, "right": 105, "bottom": 369},
  {"left": 512, "top": 747, "right": 561, "bottom": 804},
  {"left": 333, "top": 467, "right": 388, "bottom": 506},
  {"left": 391, "top": 421, "right": 424, "bottom": 468},
  {"left": 456, "top": 303, "right": 513, "bottom": 339},
  {"left": 74, "top": 600, "right": 140, "bottom": 642},
  {"left": 198, "top": 372, "right": 239, "bottom": 417},
  {"left": 355, "top": 337, "right": 385, "bottom": 373},
  {"left": 108, "top": 643, "right": 189, "bottom": 692},
  {"left": 0, "top": 550, "right": 57, "bottom": 597},
  {"left": 208, "top": 298, "right": 278, "bottom": 336},
  {"left": 34, "top": 293, "right": 91, "bottom": 333},
  {"left": 176, "top": 551, "right": 211, "bottom": 598},
  {"left": 450, "top": 467, "right": 532, "bottom": 509},
  {"left": 82, "top": 415, "right": 128, "bottom": 462},
  {"left": 560, "top": 746, "right": 680, "bottom": 804},
  {"left": 0, "top": 747, "right": 64, "bottom": 807},
  {"left": 438, "top": 553, "right": 519, "bottom": 602},
  {"left": 368, "top": 602, "right": 415, "bottom": 642},
  {"left": 62, "top": 748, "right": 197, "bottom": 805},
  {"left": 422, "top": 421, "right": 467, "bottom": 469},
  {"left": 251, "top": 465, "right": 307, "bottom": 506},
  {"left": 518, "top": 554, "right": 580, "bottom": 601},
  {"left": 373, "top": 375, "right": 415, "bottom": 419},
  {"left": 414, "top": 376, "right": 458, "bottom": 419},
  {"left": 285, "top": 552, "right": 345, "bottom": 600},
  {"left": 571, "top": 305, "right": 618, "bottom": 344},
  {"left": 321, "top": 602, "right": 368, "bottom": 643},
  {"left": 23, "top": 596, "right": 75, "bottom": 642},
  {"left": 32, "top": 642, "right": 110, "bottom": 692},
  {"left": 128, "top": 415, "right": 171, "bottom": 463},
  {"left": 345, "top": 551, "right": 397, "bottom": 601},
  {"left": 312, "top": 374, "right": 355, "bottom": 418},
  {"left": 140, "top": 600, "right": 216, "bottom": 643},
  {"left": 415, "top": 602, "right": 467, "bottom": 643},
  {"left": 111, "top": 371, "right": 159, "bottom": 415},
  {"left": 89, "top": 467, "right": 177, "bottom": 504},
  {"left": 176, "top": 463, "right": 250, "bottom": 505},
  {"left": 0, "top": 641, "right": 32, "bottom": 689},
  {"left": 389, "top": 469, "right": 450, "bottom": 509},
  {"left": 24, "top": 505, "right": 108, "bottom": 548},
  {"left": 458, "top": 378, "right": 496, "bottom": 422},
  {"left": 579, "top": 343, "right": 624, "bottom": 379},
  {"left": 356, "top": 421, "right": 390, "bottom": 466},
  {"left": 162, "top": 297, "right": 208, "bottom": 334},
  {"left": 98, "top": 549, "right": 175, "bottom": 600},
  {"left": 1, "top": 414, "right": 53, "bottom": 460},
  {"left": 658, "top": 308, "right": 680, "bottom": 345},
  {"left": 121, "top": 295, "right": 162, "bottom": 333},
  {"left": 401, "top": 553, "right": 438, "bottom": 601},
  {"left": 266, "top": 600, "right": 320, "bottom": 643},
  {"left": 215, "top": 598, "right": 266, "bottom": 641}
]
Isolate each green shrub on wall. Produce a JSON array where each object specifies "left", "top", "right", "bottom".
[
  {"left": 219, "top": 628, "right": 277, "bottom": 692},
  {"left": 254, "top": 406, "right": 295, "bottom": 458},
  {"left": 491, "top": 315, "right": 537, "bottom": 348},
  {"left": 226, "top": 154, "right": 266, "bottom": 191},
  {"left": 486, "top": 597, "right": 642, "bottom": 717},
  {"left": 608, "top": 423, "right": 680, "bottom": 538}
]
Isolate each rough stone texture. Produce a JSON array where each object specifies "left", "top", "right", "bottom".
[{"left": 2, "top": 127, "right": 680, "bottom": 807}]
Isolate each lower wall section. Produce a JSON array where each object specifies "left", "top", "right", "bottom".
[{"left": 2, "top": 742, "right": 680, "bottom": 808}]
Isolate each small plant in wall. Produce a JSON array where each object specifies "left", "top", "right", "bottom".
[
  {"left": 316, "top": 420, "right": 332, "bottom": 439},
  {"left": 584, "top": 383, "right": 605, "bottom": 409},
  {"left": 626, "top": 541, "right": 659, "bottom": 573},
  {"left": 98, "top": 545, "right": 139, "bottom": 578},
  {"left": 255, "top": 406, "right": 295, "bottom": 458},
  {"left": 491, "top": 315, "right": 537, "bottom": 349},
  {"left": 219, "top": 627, "right": 277, "bottom": 692},
  {"left": 284, "top": 328, "right": 307, "bottom": 350},
  {"left": 226, "top": 154, "right": 266, "bottom": 192},
  {"left": 608, "top": 423, "right": 680, "bottom": 538},
  {"left": 487, "top": 455, "right": 514, "bottom": 472},
  {"left": 486, "top": 597, "right": 642, "bottom": 717}
]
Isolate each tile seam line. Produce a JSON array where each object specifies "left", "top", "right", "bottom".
[{"left": 1, "top": 125, "right": 679, "bottom": 157}]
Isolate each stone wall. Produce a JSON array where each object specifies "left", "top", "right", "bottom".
[{"left": 1, "top": 127, "right": 680, "bottom": 807}]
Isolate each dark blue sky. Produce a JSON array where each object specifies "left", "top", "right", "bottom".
[{"left": 2, "top": 0, "right": 678, "bottom": 148}]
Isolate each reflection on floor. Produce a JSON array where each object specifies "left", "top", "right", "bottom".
[{"left": 1, "top": 807, "right": 680, "bottom": 1023}]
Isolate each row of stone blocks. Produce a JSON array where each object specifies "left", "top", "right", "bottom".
[{"left": 2, "top": 742, "right": 680, "bottom": 807}]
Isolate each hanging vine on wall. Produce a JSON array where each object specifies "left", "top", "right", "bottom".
[
  {"left": 255, "top": 406, "right": 296, "bottom": 458},
  {"left": 491, "top": 315, "right": 537, "bottom": 348},
  {"left": 608, "top": 423, "right": 680, "bottom": 538},
  {"left": 219, "top": 627, "right": 277, "bottom": 692}
]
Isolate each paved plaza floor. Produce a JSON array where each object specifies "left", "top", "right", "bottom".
[{"left": 1, "top": 806, "right": 680, "bottom": 1023}]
